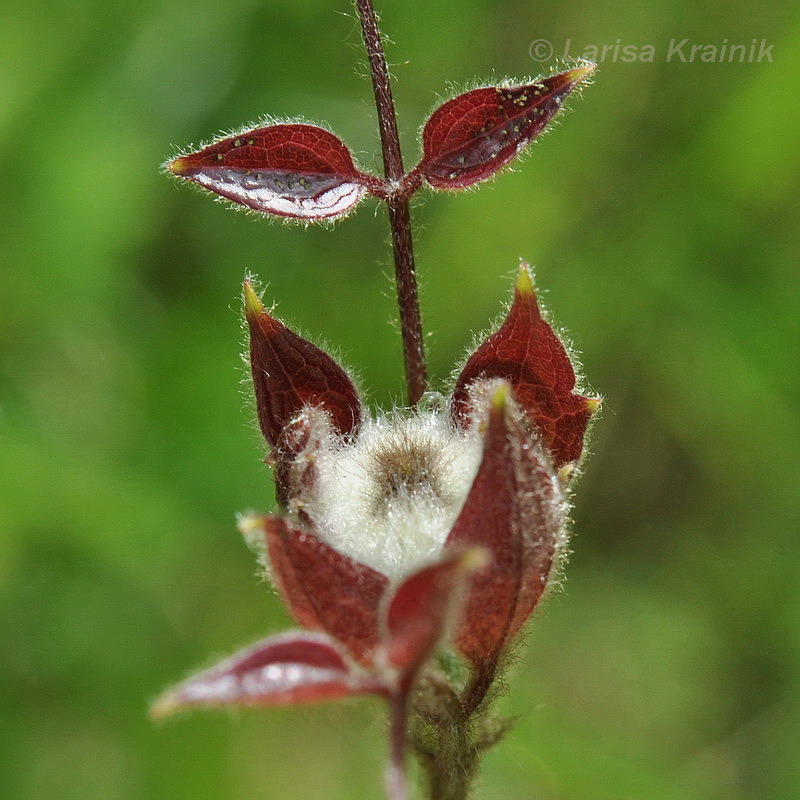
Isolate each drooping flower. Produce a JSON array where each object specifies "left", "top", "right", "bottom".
[{"left": 152, "top": 262, "right": 598, "bottom": 718}]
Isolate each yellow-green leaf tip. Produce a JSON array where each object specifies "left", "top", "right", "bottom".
[
  {"left": 243, "top": 280, "right": 265, "bottom": 319},
  {"left": 167, "top": 156, "right": 192, "bottom": 176},
  {"left": 567, "top": 61, "right": 598, "bottom": 84},
  {"left": 515, "top": 262, "right": 536, "bottom": 296},
  {"left": 460, "top": 546, "right": 491, "bottom": 574},
  {"left": 236, "top": 512, "right": 267, "bottom": 554},
  {"left": 236, "top": 512, "right": 264, "bottom": 536},
  {"left": 584, "top": 396, "right": 602, "bottom": 414},
  {"left": 149, "top": 691, "right": 181, "bottom": 721}
]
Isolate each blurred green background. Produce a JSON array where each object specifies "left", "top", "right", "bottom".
[{"left": 1, "top": 0, "right": 798, "bottom": 798}]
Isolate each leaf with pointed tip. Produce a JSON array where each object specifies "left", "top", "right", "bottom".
[
  {"left": 245, "top": 280, "right": 362, "bottom": 448},
  {"left": 452, "top": 265, "right": 599, "bottom": 468},
  {"left": 167, "top": 123, "right": 375, "bottom": 220},
  {"left": 416, "top": 63, "right": 595, "bottom": 189},
  {"left": 383, "top": 549, "right": 486, "bottom": 684},
  {"left": 261, "top": 516, "right": 389, "bottom": 665},
  {"left": 447, "top": 383, "right": 563, "bottom": 667},
  {"left": 151, "top": 632, "right": 381, "bottom": 718}
]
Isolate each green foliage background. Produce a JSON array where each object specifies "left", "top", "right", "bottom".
[{"left": 1, "top": 1, "right": 798, "bottom": 798}]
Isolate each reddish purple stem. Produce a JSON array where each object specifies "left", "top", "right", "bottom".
[{"left": 355, "top": 0, "right": 427, "bottom": 405}]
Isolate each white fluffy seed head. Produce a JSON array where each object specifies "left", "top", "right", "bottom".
[{"left": 297, "top": 407, "right": 484, "bottom": 580}]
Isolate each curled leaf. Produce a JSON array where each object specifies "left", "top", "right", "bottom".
[
  {"left": 383, "top": 549, "right": 487, "bottom": 684},
  {"left": 150, "top": 632, "right": 380, "bottom": 718},
  {"left": 259, "top": 515, "right": 389, "bottom": 665},
  {"left": 416, "top": 63, "right": 595, "bottom": 189},
  {"left": 167, "top": 123, "right": 373, "bottom": 220},
  {"left": 447, "top": 382, "right": 563, "bottom": 668}
]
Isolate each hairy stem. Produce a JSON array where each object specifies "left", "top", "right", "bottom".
[
  {"left": 412, "top": 714, "right": 479, "bottom": 800},
  {"left": 355, "top": 0, "right": 427, "bottom": 405},
  {"left": 461, "top": 658, "right": 498, "bottom": 718}
]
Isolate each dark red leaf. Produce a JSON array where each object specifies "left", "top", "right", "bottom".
[
  {"left": 261, "top": 516, "right": 389, "bottom": 665},
  {"left": 451, "top": 264, "right": 599, "bottom": 468},
  {"left": 447, "top": 382, "right": 563, "bottom": 667},
  {"left": 245, "top": 280, "right": 362, "bottom": 448},
  {"left": 150, "top": 631, "right": 381, "bottom": 718},
  {"left": 167, "top": 123, "right": 374, "bottom": 220},
  {"left": 416, "top": 63, "right": 595, "bottom": 189},
  {"left": 383, "top": 549, "right": 486, "bottom": 683}
]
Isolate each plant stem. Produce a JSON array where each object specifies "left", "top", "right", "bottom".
[
  {"left": 386, "top": 691, "right": 411, "bottom": 800},
  {"left": 461, "top": 658, "right": 498, "bottom": 717},
  {"left": 354, "top": 0, "right": 427, "bottom": 406},
  {"left": 412, "top": 714, "right": 479, "bottom": 800}
]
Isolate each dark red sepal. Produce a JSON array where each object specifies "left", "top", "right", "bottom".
[
  {"left": 452, "top": 264, "right": 599, "bottom": 468},
  {"left": 382, "top": 549, "right": 487, "bottom": 687},
  {"left": 245, "top": 280, "right": 361, "bottom": 448},
  {"left": 260, "top": 516, "right": 389, "bottom": 665},
  {"left": 447, "top": 382, "right": 563, "bottom": 668},
  {"left": 167, "top": 123, "right": 375, "bottom": 220},
  {"left": 150, "top": 631, "right": 383, "bottom": 718},
  {"left": 415, "top": 63, "right": 595, "bottom": 190}
]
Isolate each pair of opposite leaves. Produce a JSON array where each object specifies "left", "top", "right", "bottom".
[
  {"left": 167, "top": 64, "right": 595, "bottom": 220},
  {"left": 153, "top": 64, "right": 599, "bottom": 718}
]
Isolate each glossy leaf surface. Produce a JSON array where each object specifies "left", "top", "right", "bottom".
[
  {"left": 167, "top": 123, "right": 371, "bottom": 220},
  {"left": 151, "top": 632, "right": 375, "bottom": 717},
  {"left": 417, "top": 63, "right": 595, "bottom": 189},
  {"left": 262, "top": 516, "right": 388, "bottom": 665},
  {"left": 452, "top": 265, "right": 598, "bottom": 468},
  {"left": 245, "top": 280, "right": 362, "bottom": 448},
  {"left": 447, "top": 383, "right": 563, "bottom": 667}
]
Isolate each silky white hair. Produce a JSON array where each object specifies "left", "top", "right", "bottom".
[{"left": 306, "top": 407, "right": 484, "bottom": 580}]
